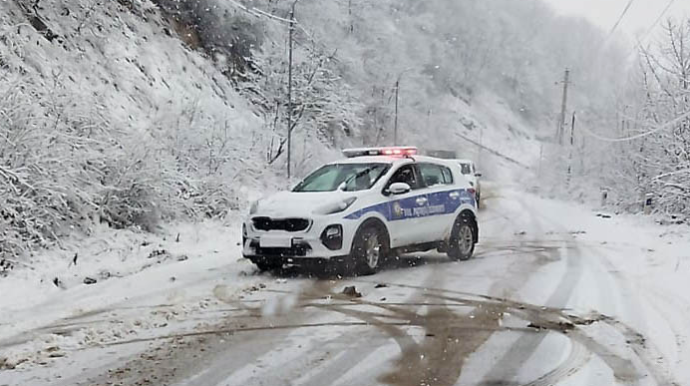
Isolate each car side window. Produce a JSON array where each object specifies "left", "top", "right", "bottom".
[
  {"left": 419, "top": 163, "right": 453, "bottom": 187},
  {"left": 387, "top": 165, "right": 420, "bottom": 190}
]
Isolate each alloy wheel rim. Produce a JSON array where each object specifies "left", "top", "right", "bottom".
[
  {"left": 365, "top": 234, "right": 380, "bottom": 269},
  {"left": 459, "top": 226, "right": 473, "bottom": 255}
]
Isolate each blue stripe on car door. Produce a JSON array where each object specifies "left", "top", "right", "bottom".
[
  {"left": 423, "top": 189, "right": 474, "bottom": 214},
  {"left": 427, "top": 190, "right": 454, "bottom": 214},
  {"left": 343, "top": 202, "right": 391, "bottom": 221},
  {"left": 344, "top": 190, "right": 472, "bottom": 221}
]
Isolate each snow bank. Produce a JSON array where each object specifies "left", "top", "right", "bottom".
[{"left": 0, "top": 218, "right": 256, "bottom": 370}]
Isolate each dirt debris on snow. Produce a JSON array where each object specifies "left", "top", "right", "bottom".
[{"left": 341, "top": 286, "right": 363, "bottom": 298}]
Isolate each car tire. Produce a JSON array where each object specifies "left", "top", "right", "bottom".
[
  {"left": 351, "top": 223, "right": 388, "bottom": 276},
  {"left": 447, "top": 213, "right": 476, "bottom": 261}
]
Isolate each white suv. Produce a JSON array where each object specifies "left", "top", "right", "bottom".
[
  {"left": 455, "top": 159, "right": 482, "bottom": 204},
  {"left": 243, "top": 147, "right": 479, "bottom": 275}
]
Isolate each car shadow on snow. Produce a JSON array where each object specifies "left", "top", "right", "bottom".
[
  {"left": 262, "top": 253, "right": 453, "bottom": 280},
  {"left": 383, "top": 253, "right": 451, "bottom": 270}
]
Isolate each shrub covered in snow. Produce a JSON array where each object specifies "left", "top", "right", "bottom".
[{"left": 0, "top": 0, "right": 292, "bottom": 260}]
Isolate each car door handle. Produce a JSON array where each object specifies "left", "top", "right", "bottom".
[
  {"left": 449, "top": 191, "right": 460, "bottom": 199},
  {"left": 416, "top": 197, "right": 428, "bottom": 206}
]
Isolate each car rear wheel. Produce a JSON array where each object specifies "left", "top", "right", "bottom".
[
  {"left": 447, "top": 213, "right": 476, "bottom": 261},
  {"left": 351, "top": 223, "right": 388, "bottom": 276}
]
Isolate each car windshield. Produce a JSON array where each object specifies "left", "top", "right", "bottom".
[
  {"left": 292, "top": 163, "right": 390, "bottom": 192},
  {"left": 459, "top": 163, "right": 472, "bottom": 175}
]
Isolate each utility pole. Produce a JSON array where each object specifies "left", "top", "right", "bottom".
[
  {"left": 557, "top": 68, "right": 570, "bottom": 145},
  {"left": 570, "top": 111, "right": 576, "bottom": 146},
  {"left": 394, "top": 80, "right": 399, "bottom": 146},
  {"left": 567, "top": 111, "right": 576, "bottom": 187},
  {"left": 478, "top": 125, "right": 483, "bottom": 169},
  {"left": 348, "top": 0, "right": 353, "bottom": 33},
  {"left": 537, "top": 142, "right": 544, "bottom": 182},
  {"left": 580, "top": 122, "right": 586, "bottom": 172},
  {"left": 393, "top": 68, "right": 414, "bottom": 146},
  {"left": 286, "top": 1, "right": 297, "bottom": 179}
]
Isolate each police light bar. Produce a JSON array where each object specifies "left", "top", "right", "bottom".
[{"left": 343, "top": 146, "right": 418, "bottom": 158}]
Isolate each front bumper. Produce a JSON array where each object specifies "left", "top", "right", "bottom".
[{"left": 242, "top": 217, "right": 355, "bottom": 260}]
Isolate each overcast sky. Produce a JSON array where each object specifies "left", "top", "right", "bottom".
[{"left": 542, "top": 0, "right": 690, "bottom": 39}]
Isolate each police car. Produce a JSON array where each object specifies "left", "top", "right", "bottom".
[{"left": 243, "top": 147, "right": 479, "bottom": 275}]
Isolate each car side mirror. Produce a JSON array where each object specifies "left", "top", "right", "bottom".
[
  {"left": 388, "top": 182, "right": 411, "bottom": 195},
  {"left": 475, "top": 172, "right": 482, "bottom": 177}
]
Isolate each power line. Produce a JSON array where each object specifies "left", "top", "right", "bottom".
[
  {"left": 226, "top": 0, "right": 297, "bottom": 24},
  {"left": 639, "top": 0, "right": 676, "bottom": 43},
  {"left": 575, "top": 0, "right": 682, "bottom": 146},
  {"left": 627, "top": 0, "right": 676, "bottom": 59},
  {"left": 453, "top": 132, "right": 531, "bottom": 170},
  {"left": 578, "top": 110, "right": 690, "bottom": 143},
  {"left": 226, "top": 0, "right": 333, "bottom": 61},
  {"left": 568, "top": 0, "right": 639, "bottom": 89},
  {"left": 565, "top": 0, "right": 675, "bottom": 147},
  {"left": 608, "top": 0, "right": 636, "bottom": 37},
  {"left": 225, "top": 0, "right": 334, "bottom": 40}
]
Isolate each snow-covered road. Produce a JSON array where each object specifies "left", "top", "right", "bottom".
[{"left": 2, "top": 184, "right": 689, "bottom": 386}]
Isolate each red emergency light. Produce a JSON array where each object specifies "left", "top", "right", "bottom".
[{"left": 343, "top": 146, "right": 418, "bottom": 158}]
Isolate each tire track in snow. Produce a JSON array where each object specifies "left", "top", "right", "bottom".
[
  {"left": 71, "top": 278, "right": 338, "bottom": 386},
  {"left": 475, "top": 195, "right": 596, "bottom": 386},
  {"left": 591, "top": 248, "right": 680, "bottom": 386},
  {"left": 291, "top": 192, "right": 553, "bottom": 386},
  {"left": 641, "top": 285, "right": 690, "bottom": 372},
  {"left": 267, "top": 263, "right": 449, "bottom": 386},
  {"left": 358, "top": 209, "right": 570, "bottom": 385},
  {"left": 488, "top": 196, "right": 672, "bottom": 386},
  {"left": 478, "top": 243, "right": 586, "bottom": 385},
  {"left": 520, "top": 341, "right": 590, "bottom": 386}
]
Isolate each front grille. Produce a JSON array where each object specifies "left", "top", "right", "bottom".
[
  {"left": 251, "top": 241, "right": 311, "bottom": 257},
  {"left": 252, "top": 217, "right": 311, "bottom": 232}
]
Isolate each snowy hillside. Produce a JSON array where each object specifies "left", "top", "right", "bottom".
[
  {"left": 0, "top": 0, "right": 300, "bottom": 260},
  {"left": 0, "top": 0, "right": 628, "bottom": 265}
]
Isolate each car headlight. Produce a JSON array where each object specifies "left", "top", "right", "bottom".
[
  {"left": 316, "top": 197, "right": 357, "bottom": 215},
  {"left": 249, "top": 200, "right": 259, "bottom": 215},
  {"left": 321, "top": 224, "right": 343, "bottom": 250}
]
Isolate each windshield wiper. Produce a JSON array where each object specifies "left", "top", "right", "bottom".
[{"left": 339, "top": 167, "right": 376, "bottom": 191}]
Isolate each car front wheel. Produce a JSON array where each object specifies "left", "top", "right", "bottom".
[{"left": 351, "top": 223, "right": 388, "bottom": 276}]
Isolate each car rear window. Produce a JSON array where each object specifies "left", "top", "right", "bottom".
[{"left": 441, "top": 167, "right": 454, "bottom": 184}]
